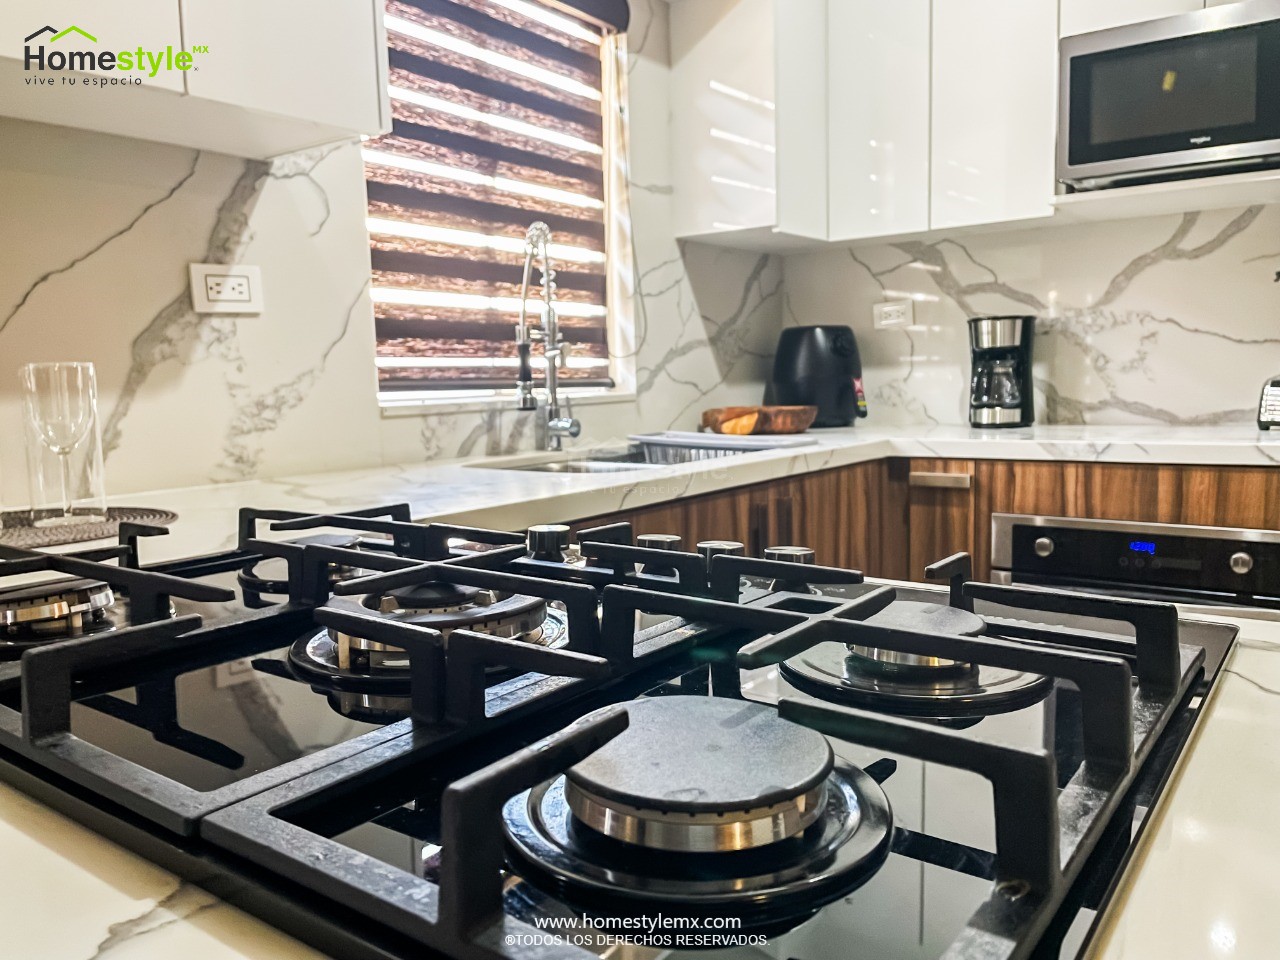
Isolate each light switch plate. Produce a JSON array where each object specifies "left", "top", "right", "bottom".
[
  {"left": 873, "top": 298, "right": 913, "bottom": 329},
  {"left": 190, "top": 263, "right": 264, "bottom": 314}
]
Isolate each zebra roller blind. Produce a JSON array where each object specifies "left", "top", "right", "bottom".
[{"left": 367, "top": 0, "right": 616, "bottom": 396}]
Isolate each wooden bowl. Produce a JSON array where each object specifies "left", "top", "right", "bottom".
[{"left": 700, "top": 405, "right": 819, "bottom": 435}]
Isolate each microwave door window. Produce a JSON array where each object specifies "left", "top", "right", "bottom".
[
  {"left": 1088, "top": 33, "right": 1258, "bottom": 146},
  {"left": 1067, "top": 19, "right": 1280, "bottom": 170}
]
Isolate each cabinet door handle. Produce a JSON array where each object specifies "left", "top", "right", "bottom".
[{"left": 908, "top": 471, "right": 972, "bottom": 490}]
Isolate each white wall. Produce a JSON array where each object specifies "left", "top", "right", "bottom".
[
  {"left": 783, "top": 206, "right": 1280, "bottom": 426},
  {"left": 0, "top": 0, "right": 785, "bottom": 503}
]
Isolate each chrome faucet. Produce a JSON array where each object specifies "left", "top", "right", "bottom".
[{"left": 515, "top": 221, "right": 581, "bottom": 451}]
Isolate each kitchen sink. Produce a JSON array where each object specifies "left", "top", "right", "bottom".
[
  {"left": 468, "top": 433, "right": 799, "bottom": 473},
  {"left": 514, "top": 459, "right": 660, "bottom": 474},
  {"left": 469, "top": 448, "right": 662, "bottom": 474}
]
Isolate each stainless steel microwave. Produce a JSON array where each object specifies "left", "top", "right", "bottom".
[{"left": 1058, "top": 0, "right": 1280, "bottom": 190}]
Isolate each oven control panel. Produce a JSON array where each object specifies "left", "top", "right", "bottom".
[{"left": 999, "top": 517, "right": 1280, "bottom": 602}]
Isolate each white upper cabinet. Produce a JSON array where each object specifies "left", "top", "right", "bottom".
[
  {"left": 1060, "top": 0, "right": 1204, "bottom": 36},
  {"left": 930, "top": 0, "right": 1059, "bottom": 230},
  {"left": 671, "top": 0, "right": 779, "bottom": 237},
  {"left": 0, "top": 0, "right": 388, "bottom": 158},
  {"left": 827, "top": 0, "right": 930, "bottom": 241},
  {"left": 668, "top": 0, "right": 1244, "bottom": 250},
  {"left": 180, "top": 0, "right": 385, "bottom": 135},
  {"left": 670, "top": 0, "right": 827, "bottom": 244},
  {"left": 0, "top": 0, "right": 186, "bottom": 92}
]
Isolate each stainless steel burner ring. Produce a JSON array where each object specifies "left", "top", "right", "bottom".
[
  {"left": 0, "top": 582, "right": 115, "bottom": 635},
  {"left": 564, "top": 780, "right": 828, "bottom": 853}
]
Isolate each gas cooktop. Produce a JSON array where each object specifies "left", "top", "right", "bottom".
[{"left": 0, "top": 504, "right": 1237, "bottom": 960}]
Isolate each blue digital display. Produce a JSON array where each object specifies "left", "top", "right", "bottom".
[{"left": 1129, "top": 540, "right": 1157, "bottom": 556}]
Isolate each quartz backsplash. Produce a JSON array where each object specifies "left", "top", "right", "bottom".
[
  {"left": 0, "top": 0, "right": 784, "bottom": 505},
  {"left": 783, "top": 206, "right": 1280, "bottom": 427}
]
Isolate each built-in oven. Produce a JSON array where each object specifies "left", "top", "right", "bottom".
[
  {"left": 1058, "top": 0, "right": 1280, "bottom": 190},
  {"left": 990, "top": 513, "right": 1279, "bottom": 682},
  {"left": 992, "top": 513, "right": 1280, "bottom": 607}
]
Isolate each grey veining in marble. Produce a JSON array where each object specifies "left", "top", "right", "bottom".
[
  {"left": 0, "top": 0, "right": 784, "bottom": 505},
  {"left": 102, "top": 156, "right": 271, "bottom": 458},
  {"left": 89, "top": 882, "right": 220, "bottom": 958},
  {"left": 785, "top": 205, "right": 1280, "bottom": 428},
  {"left": 0, "top": 152, "right": 203, "bottom": 338}
]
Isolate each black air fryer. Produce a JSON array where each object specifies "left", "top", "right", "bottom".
[{"left": 765, "top": 325, "right": 867, "bottom": 427}]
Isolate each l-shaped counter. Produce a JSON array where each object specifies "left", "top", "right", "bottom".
[{"left": 3, "top": 422, "right": 1279, "bottom": 959}]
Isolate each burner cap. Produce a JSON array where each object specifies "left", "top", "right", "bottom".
[
  {"left": 566, "top": 697, "right": 833, "bottom": 815},
  {"left": 293, "top": 533, "right": 364, "bottom": 549},
  {"left": 310, "top": 592, "right": 565, "bottom": 680},
  {"left": 865, "top": 600, "right": 985, "bottom": 636},
  {"left": 385, "top": 582, "right": 482, "bottom": 610},
  {"left": 781, "top": 642, "right": 1053, "bottom": 718},
  {"left": 846, "top": 600, "right": 986, "bottom": 675},
  {"left": 504, "top": 756, "right": 892, "bottom": 926}
]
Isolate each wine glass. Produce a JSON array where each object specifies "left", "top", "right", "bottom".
[{"left": 19, "top": 362, "right": 100, "bottom": 527}]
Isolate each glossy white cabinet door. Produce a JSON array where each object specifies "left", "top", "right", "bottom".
[
  {"left": 1060, "top": 0, "right": 1203, "bottom": 36},
  {"left": 931, "top": 0, "right": 1058, "bottom": 230},
  {"left": 671, "top": 0, "right": 779, "bottom": 237},
  {"left": 774, "top": 0, "right": 828, "bottom": 240},
  {"left": 180, "top": 0, "right": 383, "bottom": 133},
  {"left": 828, "top": 0, "right": 930, "bottom": 240},
  {"left": 0, "top": 0, "right": 185, "bottom": 92}
]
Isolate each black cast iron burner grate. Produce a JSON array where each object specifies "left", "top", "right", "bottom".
[
  {"left": 0, "top": 518, "right": 849, "bottom": 839},
  {"left": 0, "top": 534, "right": 236, "bottom": 660},
  {"left": 0, "top": 512, "right": 555, "bottom": 836},
  {"left": 198, "top": 569, "right": 1205, "bottom": 960}
]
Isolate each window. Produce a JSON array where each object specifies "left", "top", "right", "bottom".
[{"left": 367, "top": 0, "right": 622, "bottom": 403}]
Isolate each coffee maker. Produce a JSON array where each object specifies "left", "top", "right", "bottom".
[{"left": 968, "top": 316, "right": 1035, "bottom": 428}]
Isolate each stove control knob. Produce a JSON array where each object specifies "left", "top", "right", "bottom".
[
  {"left": 638, "top": 534, "right": 682, "bottom": 552},
  {"left": 527, "top": 524, "right": 571, "bottom": 562},
  {"left": 765, "top": 546, "right": 816, "bottom": 565},
  {"left": 1034, "top": 537, "right": 1055, "bottom": 558},
  {"left": 638, "top": 534, "right": 682, "bottom": 577},
  {"left": 1230, "top": 551, "right": 1254, "bottom": 575},
  {"left": 697, "top": 540, "right": 745, "bottom": 562}
]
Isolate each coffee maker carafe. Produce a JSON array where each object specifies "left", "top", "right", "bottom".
[{"left": 968, "top": 316, "right": 1035, "bottom": 428}]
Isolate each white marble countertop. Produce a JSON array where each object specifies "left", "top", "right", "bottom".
[
  {"left": 5, "top": 607, "right": 1279, "bottom": 959},
  {"left": 3, "top": 422, "right": 1279, "bottom": 959},
  {"left": 76, "top": 422, "right": 1279, "bottom": 566},
  {"left": 1088, "top": 611, "right": 1280, "bottom": 960},
  {"left": 0, "top": 782, "right": 327, "bottom": 958}
]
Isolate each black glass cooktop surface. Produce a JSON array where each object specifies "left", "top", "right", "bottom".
[
  {"left": 276, "top": 653, "right": 1114, "bottom": 960},
  {"left": 70, "top": 642, "right": 393, "bottom": 792}
]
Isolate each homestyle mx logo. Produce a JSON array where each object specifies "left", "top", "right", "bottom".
[{"left": 22, "top": 24, "right": 209, "bottom": 87}]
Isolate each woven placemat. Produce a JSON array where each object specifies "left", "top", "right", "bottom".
[{"left": 0, "top": 507, "right": 179, "bottom": 549}]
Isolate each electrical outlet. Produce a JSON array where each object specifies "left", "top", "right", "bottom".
[
  {"left": 205, "top": 273, "right": 251, "bottom": 302},
  {"left": 873, "top": 299, "right": 913, "bottom": 330},
  {"left": 190, "top": 263, "right": 264, "bottom": 314}
]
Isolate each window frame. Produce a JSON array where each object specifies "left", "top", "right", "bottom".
[{"left": 370, "top": 5, "right": 635, "bottom": 414}]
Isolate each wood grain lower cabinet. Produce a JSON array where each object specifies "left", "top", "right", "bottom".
[
  {"left": 570, "top": 461, "right": 906, "bottom": 579},
  {"left": 568, "top": 457, "right": 1277, "bottom": 585},
  {"left": 971, "top": 460, "right": 1280, "bottom": 579},
  {"left": 906, "top": 459, "right": 977, "bottom": 580}
]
